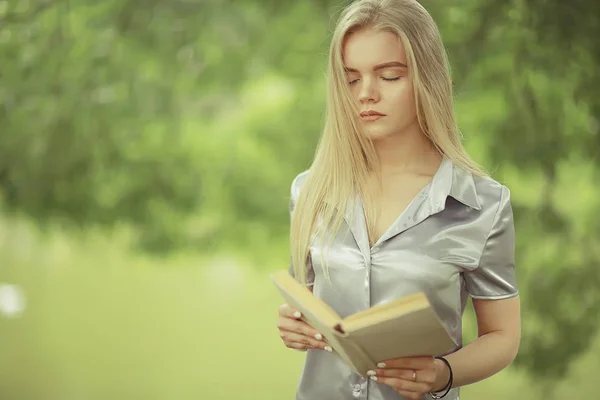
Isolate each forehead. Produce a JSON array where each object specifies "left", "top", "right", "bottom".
[{"left": 342, "top": 28, "right": 407, "bottom": 70}]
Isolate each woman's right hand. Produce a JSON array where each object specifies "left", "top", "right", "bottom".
[{"left": 277, "top": 303, "right": 333, "bottom": 352}]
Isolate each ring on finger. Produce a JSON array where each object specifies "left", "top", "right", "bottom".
[{"left": 412, "top": 369, "right": 417, "bottom": 382}]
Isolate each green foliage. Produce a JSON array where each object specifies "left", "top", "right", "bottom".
[{"left": 0, "top": 0, "right": 205, "bottom": 251}]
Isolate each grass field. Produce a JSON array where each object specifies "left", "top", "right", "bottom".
[{"left": 1, "top": 214, "right": 598, "bottom": 400}]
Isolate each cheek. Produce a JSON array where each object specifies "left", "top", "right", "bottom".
[{"left": 386, "top": 83, "right": 415, "bottom": 114}]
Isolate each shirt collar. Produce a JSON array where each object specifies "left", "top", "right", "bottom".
[{"left": 429, "top": 156, "right": 482, "bottom": 212}]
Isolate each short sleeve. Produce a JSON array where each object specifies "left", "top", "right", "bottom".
[
  {"left": 287, "top": 172, "right": 315, "bottom": 286},
  {"left": 464, "top": 185, "right": 518, "bottom": 300}
]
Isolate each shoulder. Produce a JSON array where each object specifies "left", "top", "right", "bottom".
[
  {"left": 290, "top": 170, "right": 311, "bottom": 200},
  {"left": 472, "top": 173, "right": 513, "bottom": 224},
  {"left": 473, "top": 174, "right": 510, "bottom": 204}
]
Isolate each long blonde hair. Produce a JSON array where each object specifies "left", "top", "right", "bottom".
[{"left": 290, "top": 0, "right": 486, "bottom": 286}]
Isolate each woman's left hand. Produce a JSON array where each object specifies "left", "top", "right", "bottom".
[{"left": 367, "top": 356, "right": 448, "bottom": 400}]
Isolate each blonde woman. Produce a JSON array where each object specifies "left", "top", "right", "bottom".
[{"left": 276, "top": 0, "right": 521, "bottom": 399}]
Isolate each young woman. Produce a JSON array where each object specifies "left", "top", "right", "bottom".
[{"left": 276, "top": 1, "right": 521, "bottom": 399}]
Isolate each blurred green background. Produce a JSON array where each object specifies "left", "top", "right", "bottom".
[{"left": 1, "top": 0, "right": 599, "bottom": 399}]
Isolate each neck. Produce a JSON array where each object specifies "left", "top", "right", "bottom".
[{"left": 371, "top": 122, "right": 441, "bottom": 177}]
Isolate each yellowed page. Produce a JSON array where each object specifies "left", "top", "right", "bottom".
[
  {"left": 341, "top": 292, "right": 429, "bottom": 332},
  {"left": 343, "top": 307, "right": 457, "bottom": 376}
]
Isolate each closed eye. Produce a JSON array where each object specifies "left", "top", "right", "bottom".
[{"left": 348, "top": 76, "right": 400, "bottom": 85}]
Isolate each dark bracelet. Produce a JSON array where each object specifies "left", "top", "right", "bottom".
[{"left": 429, "top": 356, "right": 453, "bottom": 399}]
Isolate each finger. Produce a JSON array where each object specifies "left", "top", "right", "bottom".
[
  {"left": 284, "top": 338, "right": 331, "bottom": 352},
  {"left": 370, "top": 376, "right": 430, "bottom": 395},
  {"left": 278, "top": 303, "right": 303, "bottom": 319},
  {"left": 277, "top": 318, "right": 325, "bottom": 341},
  {"left": 372, "top": 368, "right": 415, "bottom": 380},
  {"left": 415, "top": 369, "right": 436, "bottom": 384},
  {"left": 286, "top": 341, "right": 308, "bottom": 351},
  {"left": 373, "top": 368, "right": 436, "bottom": 385},
  {"left": 280, "top": 330, "right": 332, "bottom": 352},
  {"left": 377, "top": 356, "right": 435, "bottom": 370}
]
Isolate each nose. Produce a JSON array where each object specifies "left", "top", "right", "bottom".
[{"left": 357, "top": 78, "right": 380, "bottom": 103}]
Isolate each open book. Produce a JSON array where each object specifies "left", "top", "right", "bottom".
[{"left": 270, "top": 270, "right": 457, "bottom": 377}]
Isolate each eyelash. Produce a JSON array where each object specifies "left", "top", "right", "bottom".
[{"left": 349, "top": 77, "right": 400, "bottom": 85}]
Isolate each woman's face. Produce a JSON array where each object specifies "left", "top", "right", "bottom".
[{"left": 342, "top": 28, "right": 418, "bottom": 141}]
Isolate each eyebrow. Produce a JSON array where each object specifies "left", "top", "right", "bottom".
[{"left": 344, "top": 61, "right": 408, "bottom": 73}]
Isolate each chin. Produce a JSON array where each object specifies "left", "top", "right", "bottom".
[{"left": 365, "top": 128, "right": 395, "bottom": 141}]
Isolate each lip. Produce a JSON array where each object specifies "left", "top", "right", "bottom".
[
  {"left": 360, "top": 110, "right": 386, "bottom": 117},
  {"left": 360, "top": 110, "right": 385, "bottom": 122}
]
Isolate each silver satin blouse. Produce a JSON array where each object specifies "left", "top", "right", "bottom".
[{"left": 287, "top": 157, "right": 518, "bottom": 400}]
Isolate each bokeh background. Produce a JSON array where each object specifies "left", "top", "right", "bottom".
[{"left": 1, "top": 0, "right": 599, "bottom": 399}]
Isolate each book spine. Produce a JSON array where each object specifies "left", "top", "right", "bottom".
[
  {"left": 337, "top": 333, "right": 377, "bottom": 377},
  {"left": 331, "top": 330, "right": 376, "bottom": 377},
  {"left": 326, "top": 332, "right": 357, "bottom": 369}
]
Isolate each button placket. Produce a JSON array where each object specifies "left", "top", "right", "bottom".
[
  {"left": 351, "top": 380, "right": 368, "bottom": 398},
  {"left": 352, "top": 383, "right": 361, "bottom": 397}
]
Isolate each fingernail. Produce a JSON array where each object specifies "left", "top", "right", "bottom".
[
  {"left": 315, "top": 333, "right": 323, "bottom": 340},
  {"left": 377, "top": 362, "right": 386, "bottom": 368},
  {"left": 370, "top": 376, "right": 377, "bottom": 381},
  {"left": 293, "top": 311, "right": 302, "bottom": 318},
  {"left": 367, "top": 370, "right": 376, "bottom": 376},
  {"left": 324, "top": 346, "right": 332, "bottom": 352}
]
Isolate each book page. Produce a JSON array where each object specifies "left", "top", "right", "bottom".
[
  {"left": 345, "top": 307, "right": 457, "bottom": 372},
  {"left": 341, "top": 292, "right": 428, "bottom": 332}
]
